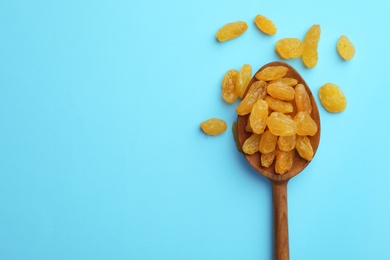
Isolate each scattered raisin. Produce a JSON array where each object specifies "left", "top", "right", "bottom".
[
  {"left": 222, "top": 69, "right": 239, "bottom": 103},
  {"left": 337, "top": 35, "right": 355, "bottom": 60},
  {"left": 236, "top": 64, "right": 252, "bottom": 98},
  {"left": 254, "top": 14, "right": 277, "bottom": 35},
  {"left": 318, "top": 83, "right": 347, "bottom": 113},
  {"left": 216, "top": 21, "right": 248, "bottom": 42},
  {"left": 275, "top": 38, "right": 303, "bottom": 59},
  {"left": 302, "top": 24, "right": 321, "bottom": 68},
  {"left": 200, "top": 118, "right": 227, "bottom": 136}
]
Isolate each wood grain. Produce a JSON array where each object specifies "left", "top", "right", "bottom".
[{"left": 272, "top": 181, "right": 289, "bottom": 260}]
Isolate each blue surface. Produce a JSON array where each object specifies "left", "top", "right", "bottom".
[{"left": 1, "top": 0, "right": 389, "bottom": 259}]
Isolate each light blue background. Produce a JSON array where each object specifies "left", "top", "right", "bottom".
[{"left": 0, "top": 0, "right": 389, "bottom": 259}]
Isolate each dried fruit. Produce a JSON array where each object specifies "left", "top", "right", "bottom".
[
  {"left": 236, "top": 80, "right": 267, "bottom": 115},
  {"left": 254, "top": 14, "right": 277, "bottom": 35},
  {"left": 265, "top": 95, "right": 294, "bottom": 113},
  {"left": 236, "top": 64, "right": 252, "bottom": 98},
  {"left": 318, "top": 83, "right": 347, "bottom": 113},
  {"left": 295, "top": 135, "right": 314, "bottom": 161},
  {"left": 255, "top": 66, "right": 288, "bottom": 81},
  {"left": 266, "top": 112, "right": 297, "bottom": 136},
  {"left": 237, "top": 64, "right": 319, "bottom": 174},
  {"left": 294, "top": 112, "right": 318, "bottom": 136},
  {"left": 275, "top": 149, "right": 295, "bottom": 174},
  {"left": 261, "top": 150, "right": 276, "bottom": 167},
  {"left": 259, "top": 129, "right": 278, "bottom": 154},
  {"left": 266, "top": 81, "right": 295, "bottom": 101},
  {"left": 249, "top": 99, "right": 268, "bottom": 134},
  {"left": 242, "top": 133, "right": 262, "bottom": 155},
  {"left": 216, "top": 21, "right": 248, "bottom": 42},
  {"left": 222, "top": 69, "right": 239, "bottom": 103},
  {"left": 275, "top": 38, "right": 303, "bottom": 59},
  {"left": 200, "top": 118, "right": 227, "bottom": 136},
  {"left": 269, "top": 78, "right": 298, "bottom": 86},
  {"left": 277, "top": 134, "right": 296, "bottom": 152},
  {"left": 302, "top": 25, "right": 321, "bottom": 68},
  {"left": 295, "top": 84, "right": 312, "bottom": 115},
  {"left": 337, "top": 35, "right": 355, "bottom": 60}
]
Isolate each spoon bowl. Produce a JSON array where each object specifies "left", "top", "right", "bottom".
[{"left": 237, "top": 61, "right": 321, "bottom": 260}]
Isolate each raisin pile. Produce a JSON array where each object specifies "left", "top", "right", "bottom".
[{"left": 239, "top": 65, "right": 318, "bottom": 174}]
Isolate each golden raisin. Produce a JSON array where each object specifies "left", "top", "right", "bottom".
[
  {"left": 259, "top": 129, "right": 278, "bottom": 154},
  {"left": 237, "top": 65, "right": 320, "bottom": 174},
  {"left": 265, "top": 95, "right": 294, "bottom": 113},
  {"left": 275, "top": 149, "right": 295, "bottom": 175},
  {"left": 294, "top": 112, "right": 318, "bottom": 136},
  {"left": 266, "top": 81, "right": 295, "bottom": 101},
  {"left": 269, "top": 77, "right": 298, "bottom": 86},
  {"left": 261, "top": 150, "right": 276, "bottom": 167},
  {"left": 277, "top": 134, "right": 296, "bottom": 152},
  {"left": 216, "top": 21, "right": 248, "bottom": 42},
  {"left": 222, "top": 69, "right": 239, "bottom": 103},
  {"left": 254, "top": 14, "right": 277, "bottom": 35},
  {"left": 255, "top": 66, "right": 288, "bottom": 81},
  {"left": 242, "top": 133, "right": 262, "bottom": 155},
  {"left": 295, "top": 135, "right": 314, "bottom": 161},
  {"left": 295, "top": 84, "right": 312, "bottom": 115},
  {"left": 337, "top": 35, "right": 355, "bottom": 60},
  {"left": 318, "top": 83, "right": 347, "bottom": 113},
  {"left": 236, "top": 80, "right": 267, "bottom": 115},
  {"left": 275, "top": 38, "right": 303, "bottom": 59},
  {"left": 200, "top": 118, "right": 227, "bottom": 136},
  {"left": 266, "top": 112, "right": 297, "bottom": 136},
  {"left": 249, "top": 99, "right": 268, "bottom": 134},
  {"left": 302, "top": 24, "right": 321, "bottom": 68},
  {"left": 236, "top": 64, "right": 252, "bottom": 98}
]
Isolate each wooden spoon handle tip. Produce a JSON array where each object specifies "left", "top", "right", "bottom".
[{"left": 272, "top": 181, "right": 289, "bottom": 260}]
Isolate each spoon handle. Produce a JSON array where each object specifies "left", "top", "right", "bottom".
[{"left": 272, "top": 181, "right": 289, "bottom": 260}]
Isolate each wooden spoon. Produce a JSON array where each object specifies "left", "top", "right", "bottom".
[{"left": 237, "top": 61, "right": 321, "bottom": 260}]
